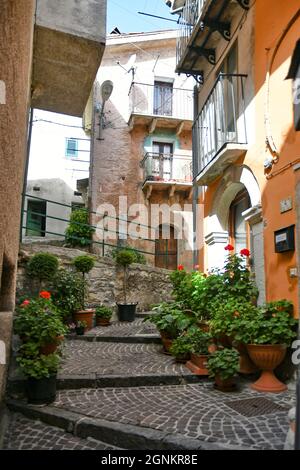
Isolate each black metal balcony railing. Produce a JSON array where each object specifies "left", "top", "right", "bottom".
[
  {"left": 193, "top": 74, "right": 248, "bottom": 177},
  {"left": 141, "top": 152, "right": 193, "bottom": 184},
  {"left": 129, "top": 82, "right": 193, "bottom": 121},
  {"left": 176, "top": 0, "right": 203, "bottom": 66}
]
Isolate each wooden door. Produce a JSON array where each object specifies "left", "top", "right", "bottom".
[{"left": 155, "top": 225, "right": 177, "bottom": 270}]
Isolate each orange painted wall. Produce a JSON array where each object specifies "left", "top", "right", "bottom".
[{"left": 255, "top": 0, "right": 300, "bottom": 315}]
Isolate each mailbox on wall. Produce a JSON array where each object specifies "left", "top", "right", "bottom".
[{"left": 274, "top": 225, "right": 295, "bottom": 253}]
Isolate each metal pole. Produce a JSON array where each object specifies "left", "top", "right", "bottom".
[{"left": 20, "top": 107, "right": 34, "bottom": 243}]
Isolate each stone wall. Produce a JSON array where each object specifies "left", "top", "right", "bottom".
[{"left": 17, "top": 243, "right": 173, "bottom": 314}]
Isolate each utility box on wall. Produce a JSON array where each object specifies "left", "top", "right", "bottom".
[{"left": 274, "top": 225, "right": 295, "bottom": 253}]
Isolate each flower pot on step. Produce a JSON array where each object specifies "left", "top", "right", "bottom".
[
  {"left": 26, "top": 375, "right": 57, "bottom": 405},
  {"left": 96, "top": 318, "right": 111, "bottom": 327},
  {"left": 246, "top": 344, "right": 287, "bottom": 393},
  {"left": 117, "top": 303, "right": 137, "bottom": 322},
  {"left": 74, "top": 309, "right": 95, "bottom": 331},
  {"left": 214, "top": 375, "right": 237, "bottom": 392},
  {"left": 40, "top": 335, "right": 64, "bottom": 356},
  {"left": 186, "top": 353, "right": 209, "bottom": 376}
]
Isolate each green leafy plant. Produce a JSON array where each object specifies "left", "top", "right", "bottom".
[
  {"left": 207, "top": 348, "right": 240, "bottom": 381},
  {"left": 112, "top": 246, "right": 146, "bottom": 265},
  {"left": 73, "top": 255, "right": 95, "bottom": 277},
  {"left": 144, "top": 302, "right": 195, "bottom": 339},
  {"left": 51, "top": 269, "right": 86, "bottom": 320},
  {"left": 17, "top": 353, "right": 60, "bottom": 379},
  {"left": 169, "top": 334, "right": 193, "bottom": 359},
  {"left": 65, "top": 208, "right": 95, "bottom": 247},
  {"left": 95, "top": 306, "right": 113, "bottom": 319},
  {"left": 185, "top": 326, "right": 212, "bottom": 355},
  {"left": 234, "top": 301, "right": 298, "bottom": 345},
  {"left": 26, "top": 252, "right": 59, "bottom": 291},
  {"left": 113, "top": 249, "right": 137, "bottom": 304}
]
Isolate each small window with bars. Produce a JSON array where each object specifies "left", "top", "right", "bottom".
[{"left": 65, "top": 138, "right": 78, "bottom": 158}]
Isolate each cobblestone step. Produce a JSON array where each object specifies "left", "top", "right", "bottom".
[
  {"left": 8, "top": 342, "right": 202, "bottom": 395},
  {"left": 7, "top": 381, "right": 294, "bottom": 450},
  {"left": 3, "top": 412, "right": 122, "bottom": 450}
]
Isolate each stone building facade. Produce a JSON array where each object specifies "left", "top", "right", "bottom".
[{"left": 88, "top": 30, "right": 195, "bottom": 270}]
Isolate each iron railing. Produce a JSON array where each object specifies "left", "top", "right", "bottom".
[
  {"left": 141, "top": 152, "right": 193, "bottom": 184},
  {"left": 193, "top": 73, "right": 248, "bottom": 177},
  {"left": 21, "top": 194, "right": 158, "bottom": 260},
  {"left": 129, "top": 82, "right": 193, "bottom": 121},
  {"left": 176, "top": 0, "right": 204, "bottom": 66}
]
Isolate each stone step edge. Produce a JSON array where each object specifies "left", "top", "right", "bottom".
[
  {"left": 6, "top": 399, "right": 224, "bottom": 451},
  {"left": 66, "top": 335, "right": 161, "bottom": 344},
  {"left": 7, "top": 374, "right": 203, "bottom": 395}
]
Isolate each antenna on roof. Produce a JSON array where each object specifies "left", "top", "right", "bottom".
[{"left": 138, "top": 12, "right": 179, "bottom": 24}]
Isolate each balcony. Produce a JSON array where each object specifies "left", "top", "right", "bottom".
[
  {"left": 141, "top": 152, "right": 193, "bottom": 199},
  {"left": 31, "top": 0, "right": 106, "bottom": 116},
  {"left": 129, "top": 82, "right": 193, "bottom": 134},
  {"left": 176, "top": 0, "right": 250, "bottom": 79},
  {"left": 193, "top": 74, "right": 248, "bottom": 185}
]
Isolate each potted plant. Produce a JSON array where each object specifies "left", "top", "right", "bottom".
[
  {"left": 169, "top": 334, "right": 193, "bottom": 363},
  {"left": 14, "top": 292, "right": 67, "bottom": 355},
  {"left": 75, "top": 320, "right": 87, "bottom": 335},
  {"left": 51, "top": 268, "right": 86, "bottom": 322},
  {"left": 113, "top": 249, "right": 138, "bottom": 322},
  {"left": 235, "top": 300, "right": 297, "bottom": 392},
  {"left": 17, "top": 351, "right": 60, "bottom": 404},
  {"left": 73, "top": 255, "right": 96, "bottom": 330},
  {"left": 95, "top": 306, "right": 113, "bottom": 326},
  {"left": 144, "top": 302, "right": 195, "bottom": 353},
  {"left": 207, "top": 348, "right": 240, "bottom": 392},
  {"left": 26, "top": 252, "right": 59, "bottom": 293},
  {"left": 185, "top": 327, "right": 212, "bottom": 375}
]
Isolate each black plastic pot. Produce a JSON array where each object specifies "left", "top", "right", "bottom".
[
  {"left": 117, "top": 303, "right": 137, "bottom": 322},
  {"left": 75, "top": 326, "right": 85, "bottom": 335},
  {"left": 26, "top": 374, "right": 57, "bottom": 405}
]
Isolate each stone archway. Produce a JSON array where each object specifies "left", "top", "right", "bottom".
[{"left": 204, "top": 165, "right": 266, "bottom": 303}]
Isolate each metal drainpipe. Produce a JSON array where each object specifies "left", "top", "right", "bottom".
[
  {"left": 192, "top": 84, "right": 199, "bottom": 268},
  {"left": 19, "top": 107, "right": 34, "bottom": 243}
]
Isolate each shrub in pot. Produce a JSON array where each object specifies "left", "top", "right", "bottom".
[
  {"left": 26, "top": 252, "right": 59, "bottom": 293},
  {"left": 234, "top": 300, "right": 297, "bottom": 392},
  {"left": 95, "top": 306, "right": 113, "bottom": 326},
  {"left": 51, "top": 268, "right": 86, "bottom": 322},
  {"left": 185, "top": 327, "right": 212, "bottom": 375},
  {"left": 169, "top": 334, "right": 193, "bottom": 363},
  {"left": 73, "top": 255, "right": 96, "bottom": 330},
  {"left": 17, "top": 351, "right": 60, "bottom": 405},
  {"left": 113, "top": 248, "right": 138, "bottom": 322},
  {"left": 207, "top": 348, "right": 240, "bottom": 392}
]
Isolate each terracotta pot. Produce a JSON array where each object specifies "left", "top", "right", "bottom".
[
  {"left": 214, "top": 374, "right": 236, "bottom": 392},
  {"left": 174, "top": 353, "right": 190, "bottom": 363},
  {"left": 40, "top": 335, "right": 64, "bottom": 356},
  {"left": 74, "top": 309, "right": 95, "bottom": 331},
  {"left": 246, "top": 344, "right": 287, "bottom": 393},
  {"left": 235, "top": 341, "right": 257, "bottom": 375},
  {"left": 217, "top": 334, "right": 232, "bottom": 348},
  {"left": 160, "top": 333, "right": 173, "bottom": 354},
  {"left": 186, "top": 353, "right": 209, "bottom": 376},
  {"left": 96, "top": 317, "right": 111, "bottom": 327}
]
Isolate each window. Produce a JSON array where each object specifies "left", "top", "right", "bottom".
[
  {"left": 229, "top": 190, "right": 251, "bottom": 254},
  {"left": 154, "top": 81, "right": 173, "bottom": 116},
  {"left": 65, "top": 138, "right": 78, "bottom": 158},
  {"left": 152, "top": 142, "right": 173, "bottom": 180}
]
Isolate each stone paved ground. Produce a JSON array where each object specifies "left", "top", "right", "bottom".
[
  {"left": 3, "top": 413, "right": 120, "bottom": 450},
  {"left": 60, "top": 341, "right": 190, "bottom": 378},
  {"left": 53, "top": 382, "right": 295, "bottom": 450},
  {"left": 85, "top": 319, "right": 159, "bottom": 338}
]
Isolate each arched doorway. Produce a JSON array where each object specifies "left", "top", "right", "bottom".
[{"left": 155, "top": 225, "right": 178, "bottom": 270}]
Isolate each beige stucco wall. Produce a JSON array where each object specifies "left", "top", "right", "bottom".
[{"left": 0, "top": 0, "right": 36, "bottom": 403}]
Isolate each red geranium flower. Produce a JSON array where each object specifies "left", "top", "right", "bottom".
[
  {"left": 225, "top": 244, "right": 234, "bottom": 251},
  {"left": 177, "top": 265, "right": 184, "bottom": 271},
  {"left": 240, "top": 248, "right": 250, "bottom": 257},
  {"left": 39, "top": 291, "right": 51, "bottom": 299},
  {"left": 21, "top": 300, "right": 30, "bottom": 307}
]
